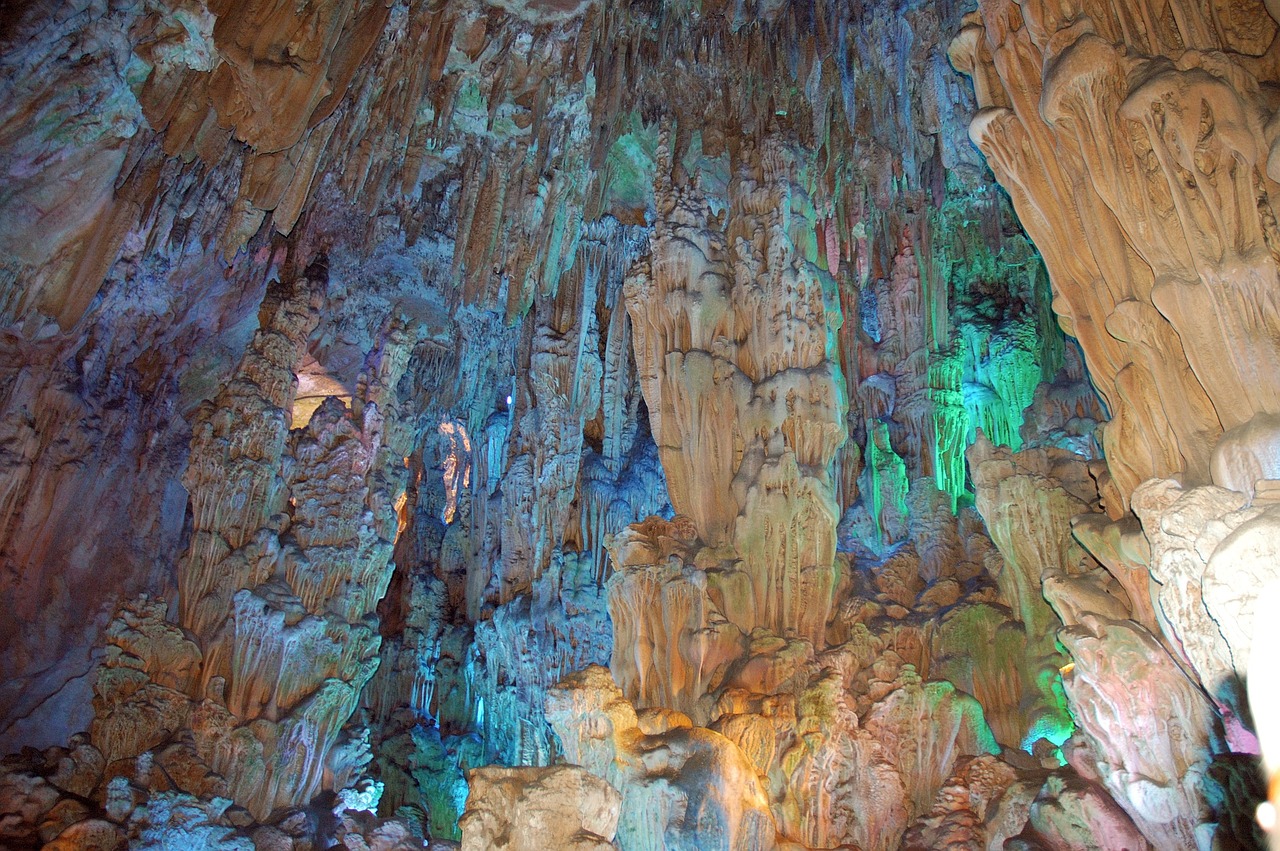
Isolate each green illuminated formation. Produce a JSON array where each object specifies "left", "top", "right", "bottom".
[
  {"left": 1021, "top": 666, "right": 1076, "bottom": 767},
  {"left": 921, "top": 195, "right": 1067, "bottom": 513},
  {"left": 961, "top": 319, "right": 1041, "bottom": 451},
  {"left": 864, "top": 418, "right": 910, "bottom": 546},
  {"left": 599, "top": 122, "right": 658, "bottom": 217},
  {"left": 929, "top": 352, "right": 967, "bottom": 512}
]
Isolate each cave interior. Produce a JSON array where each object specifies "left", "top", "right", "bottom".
[{"left": 3, "top": 0, "right": 1280, "bottom": 849}]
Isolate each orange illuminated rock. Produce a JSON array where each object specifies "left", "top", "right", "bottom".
[{"left": 459, "top": 765, "right": 620, "bottom": 851}]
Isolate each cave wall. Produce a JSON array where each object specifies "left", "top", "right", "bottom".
[{"left": 0, "top": 0, "right": 1277, "bottom": 849}]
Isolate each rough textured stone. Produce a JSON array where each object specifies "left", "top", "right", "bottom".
[{"left": 459, "top": 765, "right": 621, "bottom": 851}]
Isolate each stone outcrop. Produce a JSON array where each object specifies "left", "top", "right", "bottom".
[
  {"left": 459, "top": 765, "right": 621, "bottom": 851},
  {"left": 949, "top": 4, "right": 1280, "bottom": 839},
  {"left": 1132, "top": 478, "right": 1279, "bottom": 717},
  {"left": 6, "top": 258, "right": 431, "bottom": 846},
  {"left": 967, "top": 437, "right": 1093, "bottom": 751},
  {"left": 173, "top": 266, "right": 408, "bottom": 821},
  {"left": 1058, "top": 615, "right": 1215, "bottom": 848}
]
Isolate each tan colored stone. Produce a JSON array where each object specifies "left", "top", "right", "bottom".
[
  {"left": 621, "top": 132, "right": 847, "bottom": 648},
  {"left": 41, "top": 817, "right": 125, "bottom": 851},
  {"left": 459, "top": 765, "right": 620, "bottom": 851},
  {"left": 546, "top": 665, "right": 779, "bottom": 851}
]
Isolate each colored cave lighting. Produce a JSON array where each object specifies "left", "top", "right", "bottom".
[
  {"left": 930, "top": 353, "right": 968, "bottom": 512},
  {"left": 9, "top": 0, "right": 1280, "bottom": 846},
  {"left": 439, "top": 420, "right": 472, "bottom": 524},
  {"left": 865, "top": 418, "right": 910, "bottom": 543},
  {"left": 925, "top": 245, "right": 1064, "bottom": 514},
  {"left": 1019, "top": 668, "right": 1077, "bottom": 766},
  {"left": 928, "top": 326, "right": 1050, "bottom": 512},
  {"left": 1020, "top": 712, "right": 1075, "bottom": 764}
]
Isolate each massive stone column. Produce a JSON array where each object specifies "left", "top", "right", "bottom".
[
  {"left": 950, "top": 0, "right": 1280, "bottom": 511},
  {"left": 612, "top": 133, "right": 848, "bottom": 714},
  {"left": 952, "top": 7, "right": 1280, "bottom": 841}
]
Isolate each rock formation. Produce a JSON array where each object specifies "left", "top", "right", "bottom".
[
  {"left": 1, "top": 0, "right": 1279, "bottom": 848},
  {"left": 459, "top": 764, "right": 621, "bottom": 851},
  {"left": 950, "top": 0, "right": 1280, "bottom": 513}
]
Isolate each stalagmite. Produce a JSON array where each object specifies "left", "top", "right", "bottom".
[
  {"left": 618, "top": 132, "right": 848, "bottom": 661},
  {"left": 545, "top": 665, "right": 779, "bottom": 851},
  {"left": 459, "top": 765, "right": 621, "bottom": 851}
]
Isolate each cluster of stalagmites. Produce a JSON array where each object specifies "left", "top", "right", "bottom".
[
  {"left": 454, "top": 80, "right": 1280, "bottom": 843},
  {"left": 0, "top": 264, "right": 441, "bottom": 849},
  {"left": 460, "top": 425, "right": 1274, "bottom": 850},
  {"left": 456, "top": 130, "right": 1198, "bottom": 850}
]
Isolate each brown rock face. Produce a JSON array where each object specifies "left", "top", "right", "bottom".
[
  {"left": 75, "top": 263, "right": 417, "bottom": 823},
  {"left": 206, "top": 0, "right": 390, "bottom": 154}
]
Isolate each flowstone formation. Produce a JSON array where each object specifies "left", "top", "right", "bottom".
[
  {"left": 2, "top": 0, "right": 1279, "bottom": 848},
  {"left": 948, "top": 0, "right": 1280, "bottom": 847},
  {"left": 612, "top": 131, "right": 848, "bottom": 711}
]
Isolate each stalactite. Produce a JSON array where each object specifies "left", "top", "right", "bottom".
[
  {"left": 864, "top": 419, "right": 910, "bottom": 547},
  {"left": 928, "top": 353, "right": 967, "bottom": 511}
]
